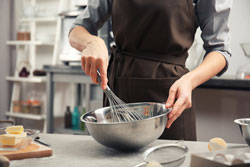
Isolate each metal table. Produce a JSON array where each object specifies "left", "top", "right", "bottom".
[{"left": 44, "top": 65, "right": 98, "bottom": 133}]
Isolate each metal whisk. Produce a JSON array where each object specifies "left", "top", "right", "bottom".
[{"left": 97, "top": 70, "right": 143, "bottom": 122}]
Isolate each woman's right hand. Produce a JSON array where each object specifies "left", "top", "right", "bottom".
[{"left": 81, "top": 36, "right": 109, "bottom": 90}]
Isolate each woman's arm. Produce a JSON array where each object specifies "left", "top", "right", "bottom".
[
  {"left": 165, "top": 0, "right": 233, "bottom": 128},
  {"left": 69, "top": 26, "right": 97, "bottom": 52},
  {"left": 68, "top": 0, "right": 112, "bottom": 89},
  {"left": 166, "top": 51, "right": 226, "bottom": 128}
]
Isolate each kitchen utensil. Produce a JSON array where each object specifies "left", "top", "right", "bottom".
[
  {"left": 34, "top": 137, "right": 51, "bottom": 147},
  {"left": 81, "top": 102, "right": 171, "bottom": 151},
  {"left": 134, "top": 143, "right": 188, "bottom": 167},
  {"left": 234, "top": 118, "right": 250, "bottom": 146},
  {"left": 0, "top": 143, "right": 52, "bottom": 161},
  {"left": 96, "top": 70, "right": 143, "bottom": 122}
]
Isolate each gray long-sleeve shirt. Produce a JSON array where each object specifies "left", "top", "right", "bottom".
[{"left": 71, "top": 0, "right": 233, "bottom": 76}]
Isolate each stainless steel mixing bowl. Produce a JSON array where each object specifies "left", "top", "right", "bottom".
[
  {"left": 234, "top": 118, "right": 250, "bottom": 146},
  {"left": 81, "top": 102, "right": 171, "bottom": 151}
]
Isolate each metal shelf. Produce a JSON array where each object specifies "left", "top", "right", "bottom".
[
  {"left": 20, "top": 17, "right": 58, "bottom": 23},
  {"left": 6, "top": 76, "right": 46, "bottom": 83},
  {"left": 6, "top": 40, "right": 54, "bottom": 46},
  {"left": 6, "top": 112, "right": 45, "bottom": 120}
]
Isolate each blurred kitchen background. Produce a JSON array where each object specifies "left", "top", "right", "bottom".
[{"left": 0, "top": 0, "right": 250, "bottom": 144}]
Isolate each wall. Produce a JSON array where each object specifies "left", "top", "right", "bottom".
[
  {"left": 226, "top": 0, "right": 250, "bottom": 76},
  {"left": 0, "top": 0, "right": 15, "bottom": 120}
]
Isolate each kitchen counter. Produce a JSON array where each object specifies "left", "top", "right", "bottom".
[
  {"left": 9, "top": 133, "right": 247, "bottom": 167},
  {"left": 200, "top": 76, "right": 250, "bottom": 91}
]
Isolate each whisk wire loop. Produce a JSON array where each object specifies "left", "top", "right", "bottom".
[{"left": 97, "top": 70, "right": 143, "bottom": 122}]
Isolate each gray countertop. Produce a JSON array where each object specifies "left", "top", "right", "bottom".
[{"left": 9, "top": 134, "right": 217, "bottom": 167}]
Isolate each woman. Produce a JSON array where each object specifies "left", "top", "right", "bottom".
[{"left": 69, "top": 0, "right": 232, "bottom": 140}]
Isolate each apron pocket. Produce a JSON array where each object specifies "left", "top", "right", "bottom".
[{"left": 115, "top": 77, "right": 179, "bottom": 103}]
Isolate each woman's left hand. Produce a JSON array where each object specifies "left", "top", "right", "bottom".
[
  {"left": 165, "top": 74, "right": 194, "bottom": 128},
  {"left": 165, "top": 51, "right": 227, "bottom": 128}
]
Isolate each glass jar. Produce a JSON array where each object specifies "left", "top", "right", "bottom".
[
  {"left": 30, "top": 101, "right": 42, "bottom": 115},
  {"left": 236, "top": 43, "right": 250, "bottom": 79},
  {"left": 16, "top": 24, "right": 30, "bottom": 41},
  {"left": 21, "top": 101, "right": 31, "bottom": 114},
  {"left": 13, "top": 101, "right": 21, "bottom": 113},
  {"left": 27, "top": 91, "right": 43, "bottom": 115},
  {"left": 236, "top": 63, "right": 250, "bottom": 79}
]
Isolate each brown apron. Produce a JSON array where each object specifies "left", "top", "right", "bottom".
[{"left": 104, "top": 0, "right": 198, "bottom": 141}]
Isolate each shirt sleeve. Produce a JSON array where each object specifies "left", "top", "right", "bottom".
[
  {"left": 196, "top": 0, "right": 233, "bottom": 76},
  {"left": 70, "top": 0, "right": 112, "bottom": 35}
]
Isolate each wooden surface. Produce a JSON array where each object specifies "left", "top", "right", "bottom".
[{"left": 0, "top": 142, "right": 52, "bottom": 160}]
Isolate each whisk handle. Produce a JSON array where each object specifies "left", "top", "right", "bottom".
[
  {"left": 97, "top": 70, "right": 102, "bottom": 85},
  {"left": 97, "top": 70, "right": 111, "bottom": 91}
]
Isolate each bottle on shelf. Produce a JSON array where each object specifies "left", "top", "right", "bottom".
[
  {"left": 72, "top": 106, "right": 80, "bottom": 130},
  {"left": 64, "top": 106, "right": 72, "bottom": 129}
]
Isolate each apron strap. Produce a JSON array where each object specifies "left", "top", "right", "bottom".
[{"left": 112, "top": 45, "right": 187, "bottom": 66}]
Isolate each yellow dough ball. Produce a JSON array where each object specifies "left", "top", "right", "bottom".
[{"left": 208, "top": 137, "right": 227, "bottom": 152}]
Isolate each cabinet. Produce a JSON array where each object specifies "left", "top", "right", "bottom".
[{"left": 6, "top": 0, "right": 64, "bottom": 131}]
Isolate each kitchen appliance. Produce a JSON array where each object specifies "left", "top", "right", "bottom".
[
  {"left": 59, "top": 8, "right": 85, "bottom": 65},
  {"left": 81, "top": 102, "right": 171, "bottom": 151},
  {"left": 236, "top": 43, "right": 250, "bottom": 79},
  {"left": 234, "top": 118, "right": 250, "bottom": 146}
]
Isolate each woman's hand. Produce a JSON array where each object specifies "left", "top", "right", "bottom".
[
  {"left": 69, "top": 26, "right": 109, "bottom": 90},
  {"left": 81, "top": 36, "right": 109, "bottom": 90},
  {"left": 165, "top": 74, "right": 194, "bottom": 128},
  {"left": 164, "top": 51, "right": 227, "bottom": 128}
]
